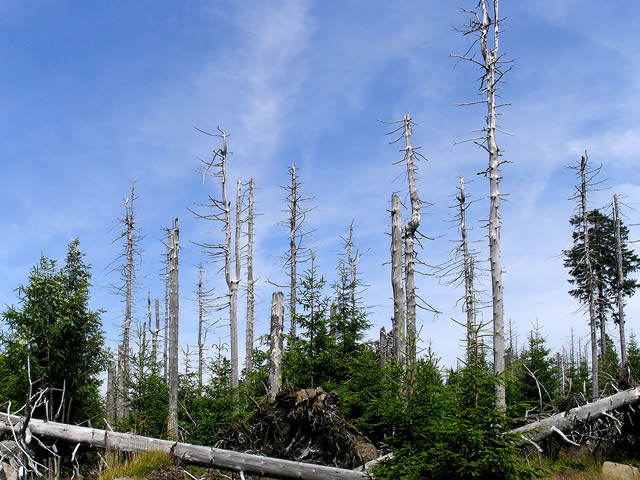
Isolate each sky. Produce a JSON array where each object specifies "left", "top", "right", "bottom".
[{"left": 1, "top": 0, "right": 639, "bottom": 373}]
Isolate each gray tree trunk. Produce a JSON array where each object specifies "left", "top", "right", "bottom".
[
  {"left": 246, "top": 178, "right": 255, "bottom": 373},
  {"left": 167, "top": 218, "right": 180, "bottom": 440},
  {"left": 269, "top": 292, "right": 285, "bottom": 400},
  {"left": 579, "top": 155, "right": 599, "bottom": 400},
  {"left": 153, "top": 298, "right": 159, "bottom": 372},
  {"left": 480, "top": 0, "right": 507, "bottom": 410},
  {"left": 229, "top": 178, "right": 242, "bottom": 390},
  {"left": 402, "top": 114, "right": 420, "bottom": 386},
  {"left": 614, "top": 194, "right": 627, "bottom": 365},
  {"left": 289, "top": 165, "right": 298, "bottom": 339},
  {"left": 164, "top": 228, "right": 170, "bottom": 383},
  {"left": 0, "top": 413, "right": 367, "bottom": 480},
  {"left": 458, "top": 177, "right": 476, "bottom": 358},
  {"left": 106, "top": 359, "right": 117, "bottom": 425},
  {"left": 390, "top": 194, "right": 406, "bottom": 364},
  {"left": 198, "top": 263, "right": 204, "bottom": 388},
  {"left": 116, "top": 344, "right": 126, "bottom": 423}
]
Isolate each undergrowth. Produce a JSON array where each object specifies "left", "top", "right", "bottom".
[{"left": 97, "top": 450, "right": 172, "bottom": 480}]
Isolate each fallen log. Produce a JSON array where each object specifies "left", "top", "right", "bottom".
[
  {"left": 0, "top": 413, "right": 366, "bottom": 480},
  {"left": 510, "top": 387, "right": 640, "bottom": 445}
]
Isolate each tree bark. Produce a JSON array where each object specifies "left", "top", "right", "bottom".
[
  {"left": 153, "top": 298, "right": 159, "bottom": 372},
  {"left": 614, "top": 194, "right": 627, "bottom": 365},
  {"left": 106, "top": 359, "right": 117, "bottom": 425},
  {"left": 402, "top": 114, "right": 420, "bottom": 387},
  {"left": 0, "top": 414, "right": 366, "bottom": 480},
  {"left": 269, "top": 292, "right": 285, "bottom": 401},
  {"left": 198, "top": 263, "right": 204, "bottom": 388},
  {"left": 289, "top": 165, "right": 298, "bottom": 339},
  {"left": 230, "top": 178, "right": 242, "bottom": 390},
  {"left": 510, "top": 387, "right": 640, "bottom": 445},
  {"left": 457, "top": 177, "right": 476, "bottom": 358},
  {"left": 116, "top": 344, "right": 126, "bottom": 423},
  {"left": 246, "top": 178, "right": 255, "bottom": 373},
  {"left": 167, "top": 218, "right": 180, "bottom": 440},
  {"left": 479, "top": 0, "right": 507, "bottom": 410},
  {"left": 164, "top": 228, "right": 170, "bottom": 383},
  {"left": 579, "top": 155, "right": 599, "bottom": 400},
  {"left": 390, "top": 194, "right": 406, "bottom": 364}
]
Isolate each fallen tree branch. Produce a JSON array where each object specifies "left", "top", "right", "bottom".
[
  {"left": 0, "top": 413, "right": 366, "bottom": 480},
  {"left": 510, "top": 387, "right": 640, "bottom": 444}
]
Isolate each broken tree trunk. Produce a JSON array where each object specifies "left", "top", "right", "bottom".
[
  {"left": 269, "top": 291, "right": 285, "bottom": 400},
  {"left": 246, "top": 178, "right": 255, "bottom": 372},
  {"left": 458, "top": 177, "right": 476, "bottom": 359},
  {"left": 167, "top": 218, "right": 180, "bottom": 440},
  {"left": 390, "top": 194, "right": 406, "bottom": 364},
  {"left": 510, "top": 387, "right": 640, "bottom": 445},
  {"left": 0, "top": 413, "right": 366, "bottom": 480}
]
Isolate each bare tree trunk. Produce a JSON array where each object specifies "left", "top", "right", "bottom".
[
  {"left": 289, "top": 165, "right": 298, "bottom": 339},
  {"left": 246, "top": 178, "right": 255, "bottom": 373},
  {"left": 402, "top": 114, "right": 420, "bottom": 387},
  {"left": 229, "top": 178, "right": 242, "bottom": 390},
  {"left": 106, "top": 359, "right": 117, "bottom": 425},
  {"left": 116, "top": 344, "right": 126, "bottom": 424},
  {"left": 457, "top": 176, "right": 476, "bottom": 359},
  {"left": 119, "top": 182, "right": 136, "bottom": 417},
  {"left": 379, "top": 327, "right": 388, "bottom": 368},
  {"left": 346, "top": 222, "right": 358, "bottom": 311},
  {"left": 269, "top": 291, "right": 285, "bottom": 400},
  {"left": 579, "top": 155, "right": 599, "bottom": 400},
  {"left": 153, "top": 298, "right": 159, "bottom": 371},
  {"left": 198, "top": 263, "right": 204, "bottom": 389},
  {"left": 0, "top": 413, "right": 368, "bottom": 480},
  {"left": 614, "top": 194, "right": 627, "bottom": 365},
  {"left": 167, "top": 218, "right": 180, "bottom": 440},
  {"left": 390, "top": 194, "right": 406, "bottom": 364},
  {"left": 164, "top": 228, "right": 170, "bottom": 383}
]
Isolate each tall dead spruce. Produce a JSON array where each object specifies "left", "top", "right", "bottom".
[
  {"left": 386, "top": 114, "right": 430, "bottom": 386},
  {"left": 281, "top": 165, "right": 313, "bottom": 339},
  {"left": 167, "top": 218, "right": 180, "bottom": 439},
  {"left": 245, "top": 178, "right": 256, "bottom": 372},
  {"left": 569, "top": 154, "right": 601, "bottom": 400},
  {"left": 114, "top": 181, "right": 140, "bottom": 422},
  {"left": 193, "top": 127, "right": 241, "bottom": 390},
  {"left": 613, "top": 194, "right": 627, "bottom": 366},
  {"left": 453, "top": 0, "right": 511, "bottom": 409}
]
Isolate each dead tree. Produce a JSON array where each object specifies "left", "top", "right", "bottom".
[
  {"left": 569, "top": 154, "right": 600, "bottom": 400},
  {"left": 281, "top": 164, "right": 314, "bottom": 339},
  {"left": 106, "top": 358, "right": 117, "bottom": 425},
  {"left": 192, "top": 127, "right": 241, "bottom": 390},
  {"left": 613, "top": 194, "right": 627, "bottom": 365},
  {"left": 164, "top": 227, "right": 170, "bottom": 382},
  {"left": 116, "top": 344, "right": 126, "bottom": 423},
  {"left": 114, "top": 181, "right": 140, "bottom": 419},
  {"left": 453, "top": 0, "right": 511, "bottom": 409},
  {"left": 152, "top": 297, "right": 160, "bottom": 371},
  {"left": 246, "top": 178, "right": 256, "bottom": 372},
  {"left": 167, "top": 218, "right": 180, "bottom": 440},
  {"left": 390, "top": 194, "right": 406, "bottom": 363},
  {"left": 231, "top": 178, "right": 242, "bottom": 389},
  {"left": 198, "top": 263, "right": 205, "bottom": 388},
  {"left": 269, "top": 291, "right": 285, "bottom": 400}
]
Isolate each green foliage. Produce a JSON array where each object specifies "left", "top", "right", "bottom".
[
  {"left": 506, "top": 325, "right": 559, "bottom": 417},
  {"left": 376, "top": 354, "right": 539, "bottom": 480},
  {"left": 628, "top": 331, "right": 640, "bottom": 380},
  {"left": 0, "top": 239, "right": 107, "bottom": 424}
]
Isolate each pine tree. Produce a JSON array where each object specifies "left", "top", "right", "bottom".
[{"left": 1, "top": 239, "right": 107, "bottom": 424}]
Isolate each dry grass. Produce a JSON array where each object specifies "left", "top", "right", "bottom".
[{"left": 97, "top": 450, "right": 173, "bottom": 480}]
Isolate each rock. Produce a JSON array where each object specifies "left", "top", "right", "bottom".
[{"left": 602, "top": 461, "right": 640, "bottom": 480}]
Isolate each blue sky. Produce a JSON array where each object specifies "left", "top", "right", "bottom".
[{"left": 1, "top": 1, "right": 639, "bottom": 372}]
